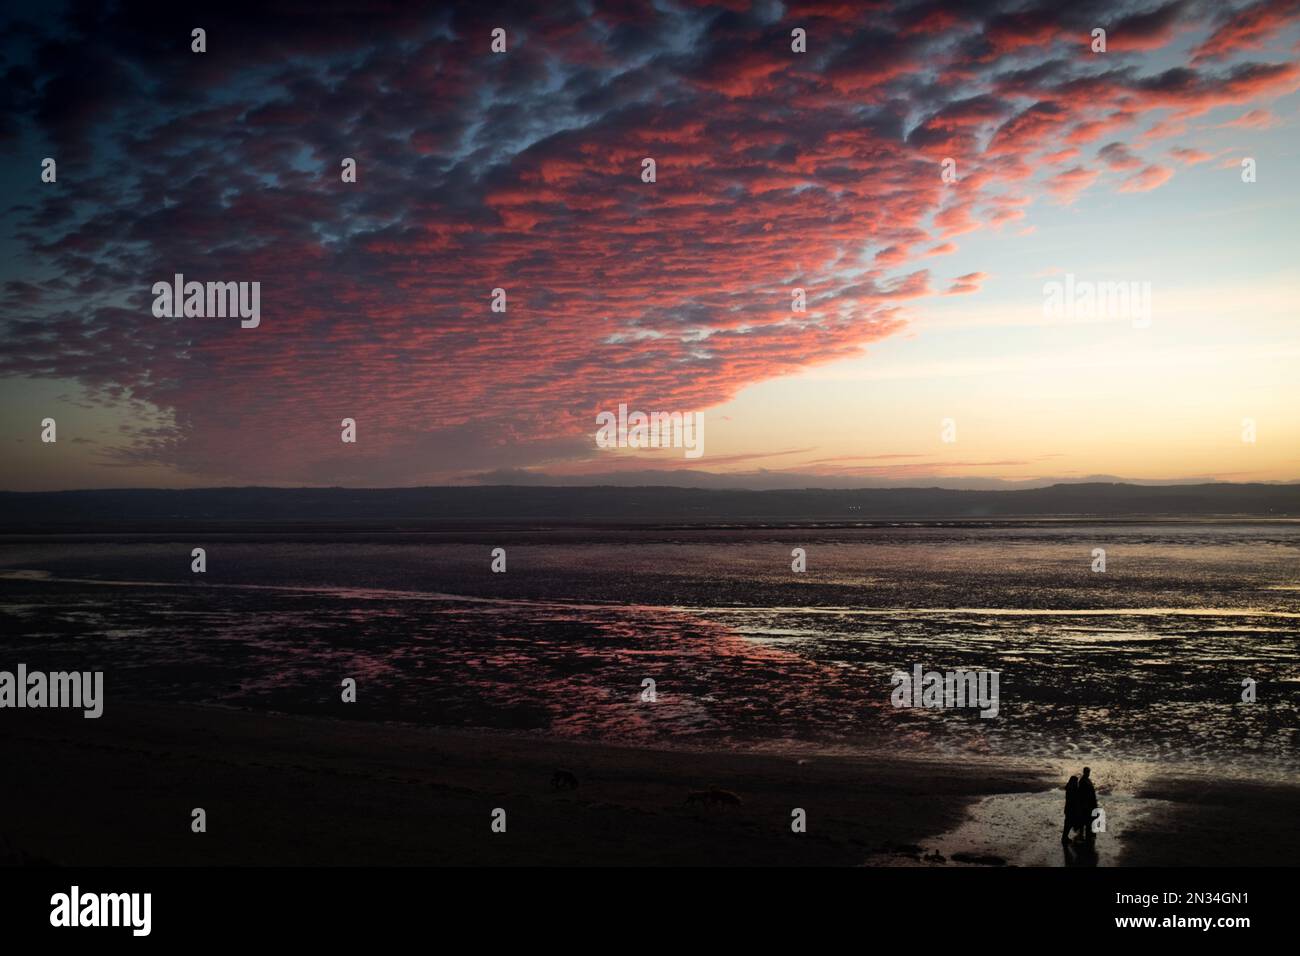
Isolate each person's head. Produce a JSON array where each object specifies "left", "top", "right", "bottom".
[
  {"left": 1082, "top": 767, "right": 1091, "bottom": 778},
  {"left": 1067, "top": 775, "right": 1078, "bottom": 789}
]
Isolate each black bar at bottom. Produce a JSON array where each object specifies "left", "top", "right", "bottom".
[{"left": 0, "top": 866, "right": 1277, "bottom": 941}]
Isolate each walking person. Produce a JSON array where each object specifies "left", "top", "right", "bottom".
[
  {"left": 1078, "top": 767, "right": 1098, "bottom": 843},
  {"left": 1061, "top": 775, "right": 1080, "bottom": 844}
]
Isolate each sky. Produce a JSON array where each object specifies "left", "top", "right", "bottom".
[{"left": 1, "top": 0, "right": 1298, "bottom": 491}]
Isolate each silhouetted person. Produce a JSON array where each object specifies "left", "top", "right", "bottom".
[
  {"left": 1061, "top": 775, "right": 1080, "bottom": 844},
  {"left": 1079, "top": 766, "right": 1098, "bottom": 843}
]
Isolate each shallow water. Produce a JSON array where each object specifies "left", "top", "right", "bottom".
[
  {"left": 867, "top": 759, "right": 1166, "bottom": 866},
  {"left": 1, "top": 522, "right": 1297, "bottom": 781}
]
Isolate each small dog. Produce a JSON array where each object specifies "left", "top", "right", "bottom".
[
  {"left": 551, "top": 769, "right": 579, "bottom": 790},
  {"left": 685, "top": 788, "right": 742, "bottom": 809}
]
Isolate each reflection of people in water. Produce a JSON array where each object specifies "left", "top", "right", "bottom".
[{"left": 1062, "top": 835, "right": 1099, "bottom": 867}]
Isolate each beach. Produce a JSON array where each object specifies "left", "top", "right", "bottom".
[
  {"left": 3, "top": 701, "right": 1296, "bottom": 867},
  {"left": 2, "top": 520, "right": 1297, "bottom": 867}
]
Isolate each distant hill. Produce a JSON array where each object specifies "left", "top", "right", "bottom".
[{"left": 0, "top": 483, "right": 1297, "bottom": 531}]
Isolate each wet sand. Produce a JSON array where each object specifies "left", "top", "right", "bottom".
[
  {"left": 865, "top": 759, "right": 1240, "bottom": 867},
  {"left": 2, "top": 702, "right": 1295, "bottom": 866}
]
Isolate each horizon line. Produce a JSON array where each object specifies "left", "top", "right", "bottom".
[{"left": 5, "top": 479, "right": 1300, "bottom": 495}]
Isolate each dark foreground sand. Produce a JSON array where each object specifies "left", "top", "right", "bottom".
[
  {"left": 1126, "top": 775, "right": 1300, "bottom": 867},
  {"left": 0, "top": 703, "right": 1294, "bottom": 866}
]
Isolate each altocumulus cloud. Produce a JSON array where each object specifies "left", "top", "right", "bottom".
[{"left": 1, "top": 0, "right": 1297, "bottom": 483}]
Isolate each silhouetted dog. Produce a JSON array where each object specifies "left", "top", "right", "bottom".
[
  {"left": 551, "top": 769, "right": 579, "bottom": 790},
  {"left": 685, "top": 788, "right": 742, "bottom": 809}
]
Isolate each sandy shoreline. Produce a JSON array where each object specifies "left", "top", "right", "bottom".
[{"left": 1, "top": 702, "right": 1295, "bottom": 866}]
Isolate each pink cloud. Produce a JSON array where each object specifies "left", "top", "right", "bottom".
[
  {"left": 945, "top": 272, "right": 989, "bottom": 295},
  {"left": 1119, "top": 164, "right": 1175, "bottom": 192}
]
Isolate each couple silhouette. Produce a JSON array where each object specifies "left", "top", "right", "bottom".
[{"left": 1062, "top": 766, "right": 1098, "bottom": 845}]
